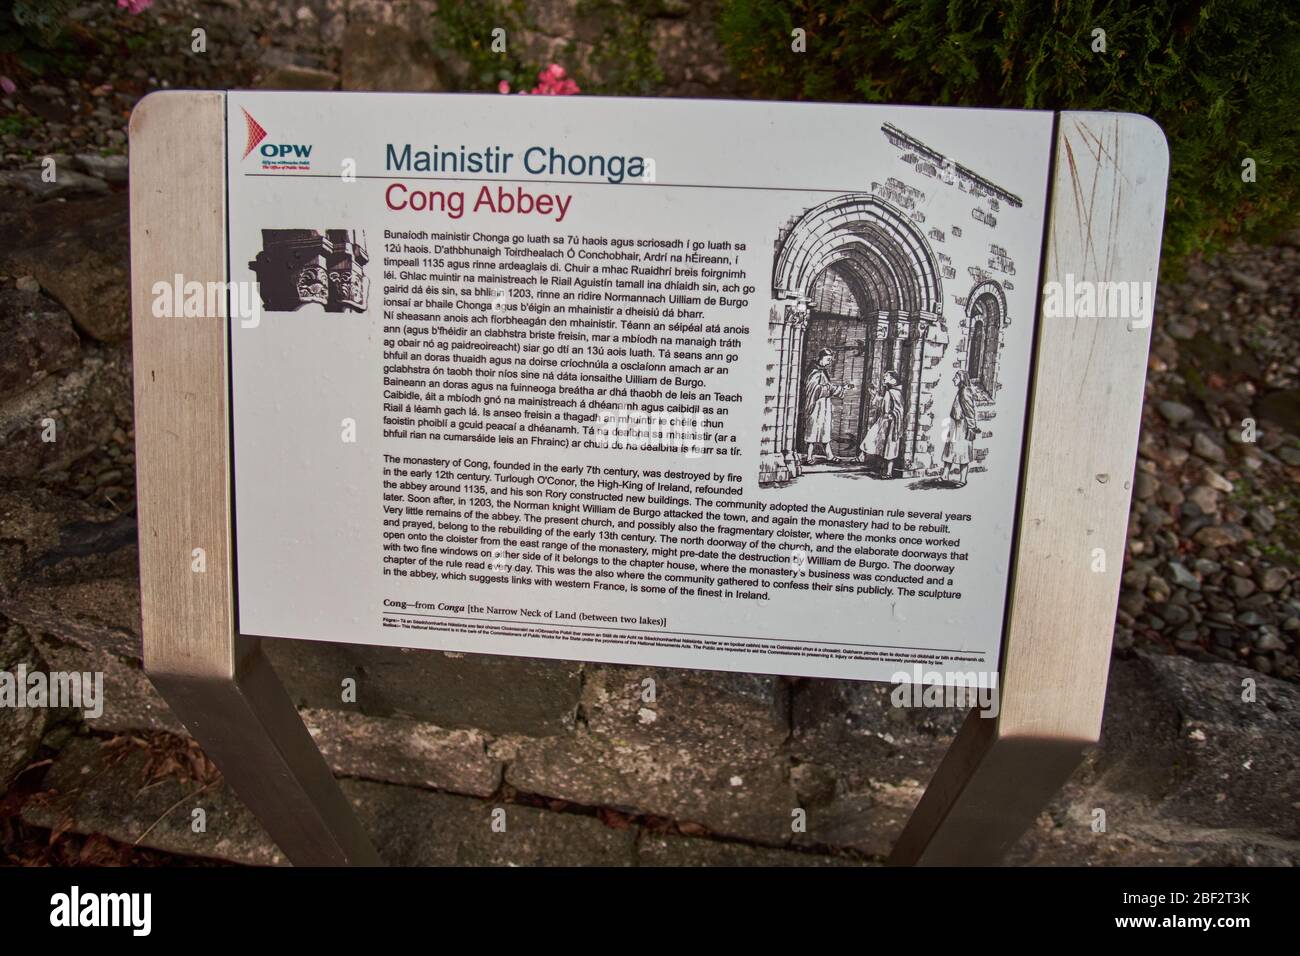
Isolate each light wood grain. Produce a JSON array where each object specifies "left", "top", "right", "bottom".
[
  {"left": 131, "top": 89, "right": 234, "bottom": 681},
  {"left": 131, "top": 90, "right": 380, "bottom": 865}
]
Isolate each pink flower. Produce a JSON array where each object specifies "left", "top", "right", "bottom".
[
  {"left": 0, "top": 76, "right": 15, "bottom": 96},
  {"left": 530, "top": 63, "right": 580, "bottom": 95},
  {"left": 117, "top": 0, "right": 154, "bottom": 14},
  {"left": 502, "top": 63, "right": 579, "bottom": 96}
]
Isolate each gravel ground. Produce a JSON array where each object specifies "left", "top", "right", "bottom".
[{"left": 1119, "top": 239, "right": 1299, "bottom": 679}]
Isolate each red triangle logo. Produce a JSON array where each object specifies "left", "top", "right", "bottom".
[{"left": 241, "top": 107, "right": 268, "bottom": 159}]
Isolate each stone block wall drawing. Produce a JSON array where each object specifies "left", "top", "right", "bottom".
[
  {"left": 249, "top": 228, "right": 370, "bottom": 313},
  {"left": 759, "top": 123, "right": 1026, "bottom": 487}
]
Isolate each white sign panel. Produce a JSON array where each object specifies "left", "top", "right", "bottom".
[{"left": 225, "top": 92, "right": 1054, "bottom": 684}]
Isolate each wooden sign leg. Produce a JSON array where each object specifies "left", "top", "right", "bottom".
[
  {"left": 888, "top": 711, "right": 1091, "bottom": 864},
  {"left": 148, "top": 641, "right": 381, "bottom": 866},
  {"left": 891, "top": 112, "right": 1169, "bottom": 865},
  {"left": 130, "top": 91, "right": 381, "bottom": 866}
]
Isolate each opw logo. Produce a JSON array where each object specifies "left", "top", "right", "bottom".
[{"left": 240, "top": 107, "right": 313, "bottom": 170}]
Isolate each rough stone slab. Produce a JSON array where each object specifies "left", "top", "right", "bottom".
[
  {"left": 504, "top": 665, "right": 797, "bottom": 844},
  {"left": 637, "top": 834, "right": 859, "bottom": 867},
  {"left": 22, "top": 652, "right": 1295, "bottom": 867},
  {"left": 790, "top": 677, "right": 965, "bottom": 779},
  {"left": 499, "top": 660, "right": 800, "bottom": 842},
  {"left": 22, "top": 736, "right": 635, "bottom": 866},
  {"left": 0, "top": 348, "right": 133, "bottom": 479},
  {"left": 1010, "top": 817, "right": 1299, "bottom": 866},
  {"left": 1131, "top": 653, "right": 1299, "bottom": 836},
  {"left": 1, "top": 481, "right": 134, "bottom": 568},
  {"left": 22, "top": 736, "right": 285, "bottom": 866},
  {"left": 0, "top": 168, "right": 109, "bottom": 201},
  {"left": 341, "top": 22, "right": 446, "bottom": 92},
  {"left": 0, "top": 484, "right": 169, "bottom": 734},
  {"left": 343, "top": 779, "right": 636, "bottom": 866},
  {"left": 581, "top": 664, "right": 790, "bottom": 747},
  {"left": 35, "top": 636, "right": 183, "bottom": 735},
  {"left": 1007, "top": 652, "right": 1300, "bottom": 866},
  {"left": 0, "top": 193, "right": 130, "bottom": 342},
  {"left": 8, "top": 575, "right": 142, "bottom": 664},
  {"left": 0, "top": 288, "right": 81, "bottom": 402},
  {"left": 0, "top": 482, "right": 138, "bottom": 606},
  {"left": 785, "top": 783, "right": 925, "bottom": 859},
  {"left": 72, "top": 154, "right": 128, "bottom": 185},
  {"left": 0, "top": 483, "right": 141, "bottom": 657},
  {"left": 354, "top": 645, "right": 582, "bottom": 735},
  {"left": 505, "top": 731, "right": 798, "bottom": 844},
  {"left": 2, "top": 495, "right": 571, "bottom": 752},
  {"left": 262, "top": 636, "right": 363, "bottom": 710},
  {"left": 266, "top": 639, "right": 581, "bottom": 736},
  {"left": 787, "top": 677, "right": 965, "bottom": 856},
  {"left": 1, "top": 624, "right": 51, "bottom": 789},
  {"left": 302, "top": 707, "right": 501, "bottom": 797}
]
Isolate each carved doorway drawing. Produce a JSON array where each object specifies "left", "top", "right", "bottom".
[{"left": 766, "top": 194, "right": 943, "bottom": 484}]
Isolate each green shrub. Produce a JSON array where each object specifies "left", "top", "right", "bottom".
[
  {"left": 430, "top": 0, "right": 660, "bottom": 96},
  {"left": 0, "top": 0, "right": 81, "bottom": 75},
  {"left": 718, "top": 0, "right": 1300, "bottom": 269},
  {"left": 562, "top": 0, "right": 663, "bottom": 96},
  {"left": 428, "top": 0, "right": 539, "bottom": 94}
]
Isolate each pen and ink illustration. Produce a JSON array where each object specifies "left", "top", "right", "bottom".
[{"left": 759, "top": 123, "right": 1025, "bottom": 491}]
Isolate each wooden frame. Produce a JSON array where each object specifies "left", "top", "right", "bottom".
[
  {"left": 129, "top": 93, "right": 1167, "bottom": 866},
  {"left": 130, "top": 91, "right": 380, "bottom": 865}
]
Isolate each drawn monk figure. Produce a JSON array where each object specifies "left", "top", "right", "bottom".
[
  {"left": 941, "top": 369, "right": 978, "bottom": 486},
  {"left": 858, "top": 369, "right": 904, "bottom": 477},
  {"left": 802, "top": 349, "right": 855, "bottom": 464}
]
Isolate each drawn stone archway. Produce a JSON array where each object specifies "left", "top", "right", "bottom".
[
  {"left": 962, "top": 279, "right": 1008, "bottom": 401},
  {"left": 761, "top": 194, "right": 947, "bottom": 485}
]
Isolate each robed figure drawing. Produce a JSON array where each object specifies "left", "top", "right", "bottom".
[
  {"left": 941, "top": 370, "right": 978, "bottom": 486},
  {"left": 858, "top": 370, "right": 904, "bottom": 477},
  {"left": 802, "top": 349, "right": 856, "bottom": 464}
]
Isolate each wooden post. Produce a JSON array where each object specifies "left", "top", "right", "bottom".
[{"left": 130, "top": 91, "right": 381, "bottom": 866}]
